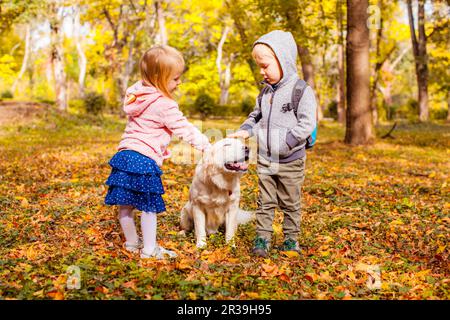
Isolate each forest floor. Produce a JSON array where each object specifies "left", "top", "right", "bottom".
[{"left": 0, "top": 104, "right": 449, "bottom": 299}]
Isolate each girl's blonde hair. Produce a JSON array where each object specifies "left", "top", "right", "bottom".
[{"left": 139, "top": 45, "right": 185, "bottom": 99}]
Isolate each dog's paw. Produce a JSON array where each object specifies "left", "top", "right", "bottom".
[
  {"left": 196, "top": 240, "right": 207, "bottom": 249},
  {"left": 178, "top": 230, "right": 187, "bottom": 237}
]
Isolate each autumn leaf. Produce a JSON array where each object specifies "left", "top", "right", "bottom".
[
  {"left": 304, "top": 273, "right": 319, "bottom": 284},
  {"left": 47, "top": 291, "right": 64, "bottom": 300},
  {"left": 281, "top": 251, "right": 300, "bottom": 258}
]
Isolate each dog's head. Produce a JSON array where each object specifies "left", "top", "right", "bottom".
[{"left": 204, "top": 138, "right": 250, "bottom": 174}]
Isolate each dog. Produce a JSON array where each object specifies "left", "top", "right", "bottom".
[{"left": 180, "top": 138, "right": 254, "bottom": 248}]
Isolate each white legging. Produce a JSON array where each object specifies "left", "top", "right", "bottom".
[{"left": 118, "top": 207, "right": 157, "bottom": 253}]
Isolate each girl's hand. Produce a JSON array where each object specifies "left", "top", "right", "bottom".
[
  {"left": 227, "top": 130, "right": 250, "bottom": 139},
  {"left": 201, "top": 143, "right": 212, "bottom": 153}
]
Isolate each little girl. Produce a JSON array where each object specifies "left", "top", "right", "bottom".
[{"left": 105, "top": 45, "right": 211, "bottom": 259}]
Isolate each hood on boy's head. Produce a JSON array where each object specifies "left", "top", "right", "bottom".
[
  {"left": 253, "top": 30, "right": 298, "bottom": 84},
  {"left": 123, "top": 81, "right": 163, "bottom": 117}
]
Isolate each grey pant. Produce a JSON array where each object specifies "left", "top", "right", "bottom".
[{"left": 255, "top": 155, "right": 306, "bottom": 242}]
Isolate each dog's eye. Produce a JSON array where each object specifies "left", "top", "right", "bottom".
[{"left": 223, "top": 144, "right": 231, "bottom": 147}]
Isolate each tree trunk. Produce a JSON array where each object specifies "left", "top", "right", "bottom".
[
  {"left": 74, "top": 6, "right": 86, "bottom": 97},
  {"left": 297, "top": 45, "right": 323, "bottom": 122},
  {"left": 344, "top": 0, "right": 373, "bottom": 145},
  {"left": 50, "top": 3, "right": 68, "bottom": 112},
  {"left": 103, "top": 4, "right": 151, "bottom": 107},
  {"left": 224, "top": 0, "right": 260, "bottom": 87},
  {"left": 336, "top": 0, "right": 346, "bottom": 124},
  {"left": 120, "top": 26, "right": 142, "bottom": 99},
  {"left": 11, "top": 23, "right": 31, "bottom": 94},
  {"left": 370, "top": 0, "right": 384, "bottom": 127},
  {"left": 154, "top": 0, "right": 168, "bottom": 45},
  {"left": 283, "top": 5, "right": 323, "bottom": 122},
  {"left": 217, "top": 26, "right": 231, "bottom": 105},
  {"left": 220, "top": 60, "right": 233, "bottom": 105},
  {"left": 407, "top": 0, "right": 429, "bottom": 122},
  {"left": 379, "top": 82, "right": 393, "bottom": 120},
  {"left": 447, "top": 92, "right": 450, "bottom": 122}
]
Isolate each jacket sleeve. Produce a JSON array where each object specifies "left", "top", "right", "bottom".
[
  {"left": 238, "top": 99, "right": 261, "bottom": 137},
  {"left": 286, "top": 86, "right": 317, "bottom": 148},
  {"left": 162, "top": 103, "right": 210, "bottom": 151}
]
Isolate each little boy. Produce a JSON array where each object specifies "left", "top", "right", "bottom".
[{"left": 228, "top": 30, "right": 317, "bottom": 257}]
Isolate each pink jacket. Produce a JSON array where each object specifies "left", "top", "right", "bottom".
[{"left": 117, "top": 81, "right": 210, "bottom": 166}]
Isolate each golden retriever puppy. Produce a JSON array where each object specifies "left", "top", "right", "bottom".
[{"left": 180, "top": 138, "right": 253, "bottom": 248}]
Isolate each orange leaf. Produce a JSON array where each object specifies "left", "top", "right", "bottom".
[
  {"left": 304, "top": 273, "right": 319, "bottom": 284},
  {"left": 176, "top": 259, "right": 192, "bottom": 270},
  {"left": 246, "top": 292, "right": 260, "bottom": 299},
  {"left": 47, "top": 291, "right": 64, "bottom": 300},
  {"left": 279, "top": 273, "right": 291, "bottom": 283}
]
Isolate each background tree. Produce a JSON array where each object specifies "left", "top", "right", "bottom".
[
  {"left": 73, "top": 4, "right": 87, "bottom": 98},
  {"left": 86, "top": 0, "right": 153, "bottom": 107},
  {"left": 406, "top": 0, "right": 429, "bottom": 122},
  {"left": 0, "top": 0, "right": 448, "bottom": 124},
  {"left": 154, "top": 0, "right": 168, "bottom": 45},
  {"left": 336, "top": 0, "right": 346, "bottom": 124},
  {"left": 344, "top": 0, "right": 373, "bottom": 145},
  {"left": 49, "top": 0, "right": 68, "bottom": 111}
]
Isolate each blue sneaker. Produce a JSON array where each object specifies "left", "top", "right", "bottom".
[
  {"left": 279, "top": 238, "right": 300, "bottom": 253},
  {"left": 252, "top": 236, "right": 270, "bottom": 257}
]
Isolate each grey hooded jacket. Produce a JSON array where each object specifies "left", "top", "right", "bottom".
[{"left": 239, "top": 30, "right": 317, "bottom": 163}]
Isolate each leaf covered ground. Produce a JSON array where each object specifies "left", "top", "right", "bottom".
[{"left": 0, "top": 108, "right": 449, "bottom": 300}]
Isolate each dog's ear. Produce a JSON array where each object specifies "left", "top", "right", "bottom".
[{"left": 201, "top": 147, "right": 215, "bottom": 177}]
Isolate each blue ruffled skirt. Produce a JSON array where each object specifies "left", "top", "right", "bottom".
[{"left": 104, "top": 150, "right": 166, "bottom": 213}]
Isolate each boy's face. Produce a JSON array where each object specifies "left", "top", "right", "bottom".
[{"left": 252, "top": 44, "right": 283, "bottom": 85}]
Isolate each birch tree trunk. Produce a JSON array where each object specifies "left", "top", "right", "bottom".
[
  {"left": 11, "top": 23, "right": 31, "bottom": 94},
  {"left": 216, "top": 26, "right": 232, "bottom": 105},
  {"left": 49, "top": 2, "right": 68, "bottom": 112},
  {"left": 74, "top": 6, "right": 86, "bottom": 97},
  {"left": 155, "top": 0, "right": 168, "bottom": 45}
]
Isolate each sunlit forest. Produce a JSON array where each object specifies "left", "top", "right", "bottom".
[{"left": 0, "top": 0, "right": 449, "bottom": 300}]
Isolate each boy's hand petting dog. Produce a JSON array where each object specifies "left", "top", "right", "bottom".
[{"left": 227, "top": 130, "right": 250, "bottom": 139}]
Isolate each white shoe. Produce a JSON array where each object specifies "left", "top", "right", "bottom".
[
  {"left": 140, "top": 246, "right": 178, "bottom": 259},
  {"left": 123, "top": 238, "right": 143, "bottom": 253}
]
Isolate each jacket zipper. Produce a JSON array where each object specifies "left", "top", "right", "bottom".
[{"left": 267, "top": 89, "right": 276, "bottom": 158}]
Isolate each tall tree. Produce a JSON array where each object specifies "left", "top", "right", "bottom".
[
  {"left": 225, "top": 0, "right": 261, "bottom": 87},
  {"left": 11, "top": 23, "right": 31, "bottom": 94},
  {"left": 406, "top": 0, "right": 429, "bottom": 122},
  {"left": 154, "top": 0, "right": 168, "bottom": 45},
  {"left": 378, "top": 45, "right": 410, "bottom": 120},
  {"left": 73, "top": 5, "right": 86, "bottom": 97},
  {"left": 281, "top": 0, "right": 323, "bottom": 121},
  {"left": 344, "top": 0, "right": 373, "bottom": 145},
  {"left": 49, "top": 0, "right": 67, "bottom": 111},
  {"left": 336, "top": 0, "right": 346, "bottom": 124},
  {"left": 98, "top": 0, "right": 152, "bottom": 104},
  {"left": 216, "top": 25, "right": 234, "bottom": 105}
]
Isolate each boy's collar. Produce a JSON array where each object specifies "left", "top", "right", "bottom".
[{"left": 260, "top": 80, "right": 280, "bottom": 91}]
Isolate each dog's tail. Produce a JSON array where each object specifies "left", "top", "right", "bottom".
[{"left": 236, "top": 209, "right": 255, "bottom": 225}]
